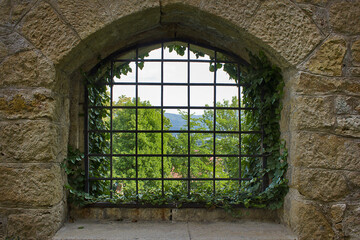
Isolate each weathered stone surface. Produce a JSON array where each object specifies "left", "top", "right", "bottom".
[
  {"left": 291, "top": 96, "right": 334, "bottom": 130},
  {"left": 0, "top": 120, "right": 67, "bottom": 163},
  {"left": 162, "top": 0, "right": 260, "bottom": 28},
  {"left": 352, "top": 39, "right": 360, "bottom": 66},
  {"left": 10, "top": 0, "right": 35, "bottom": 24},
  {"left": 306, "top": 36, "right": 346, "bottom": 76},
  {"left": 294, "top": 72, "right": 360, "bottom": 95},
  {"left": 296, "top": 4, "right": 329, "bottom": 35},
  {"left": 331, "top": 204, "right": 346, "bottom": 223},
  {"left": 55, "top": 0, "right": 112, "bottom": 40},
  {"left": 19, "top": 1, "right": 80, "bottom": 64},
  {"left": 0, "top": 88, "right": 57, "bottom": 120},
  {"left": 0, "top": 40, "right": 7, "bottom": 62},
  {"left": 293, "top": 168, "right": 349, "bottom": 202},
  {"left": 289, "top": 200, "right": 334, "bottom": 239},
  {"left": 0, "top": 0, "right": 11, "bottom": 26},
  {"left": 291, "top": 132, "right": 360, "bottom": 170},
  {"left": 104, "top": 0, "right": 159, "bottom": 19},
  {"left": 0, "top": 32, "right": 33, "bottom": 56},
  {"left": 0, "top": 50, "right": 56, "bottom": 88},
  {"left": 3, "top": 202, "right": 65, "bottom": 240},
  {"left": 343, "top": 204, "right": 360, "bottom": 239},
  {"left": 349, "top": 67, "right": 360, "bottom": 77},
  {"left": 0, "top": 163, "right": 64, "bottom": 207},
  {"left": 346, "top": 171, "right": 360, "bottom": 188},
  {"left": 335, "top": 96, "right": 360, "bottom": 115},
  {"left": 336, "top": 116, "right": 360, "bottom": 137},
  {"left": 249, "top": 0, "right": 322, "bottom": 66},
  {"left": 329, "top": 1, "right": 360, "bottom": 35},
  {"left": 295, "top": 0, "right": 329, "bottom": 4}
]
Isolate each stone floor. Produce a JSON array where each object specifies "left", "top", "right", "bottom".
[{"left": 53, "top": 220, "right": 298, "bottom": 240}]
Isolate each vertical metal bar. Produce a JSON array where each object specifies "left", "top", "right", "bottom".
[
  {"left": 161, "top": 42, "right": 164, "bottom": 196},
  {"left": 135, "top": 48, "right": 139, "bottom": 198},
  {"left": 261, "top": 89, "right": 268, "bottom": 192},
  {"left": 84, "top": 82, "right": 89, "bottom": 193},
  {"left": 237, "top": 64, "right": 242, "bottom": 190},
  {"left": 213, "top": 51, "right": 217, "bottom": 196},
  {"left": 187, "top": 43, "right": 191, "bottom": 197},
  {"left": 110, "top": 61, "right": 114, "bottom": 198}
]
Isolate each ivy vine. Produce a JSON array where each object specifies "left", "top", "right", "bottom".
[{"left": 62, "top": 45, "right": 288, "bottom": 210}]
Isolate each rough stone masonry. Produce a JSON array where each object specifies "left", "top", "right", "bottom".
[{"left": 0, "top": 0, "right": 359, "bottom": 239}]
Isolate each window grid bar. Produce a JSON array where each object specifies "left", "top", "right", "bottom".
[
  {"left": 90, "top": 177, "right": 252, "bottom": 181},
  {"left": 88, "top": 105, "right": 255, "bottom": 110},
  {"left": 89, "top": 130, "right": 262, "bottom": 134},
  {"left": 89, "top": 154, "right": 266, "bottom": 158},
  {"left": 187, "top": 43, "right": 191, "bottom": 197},
  {"left": 135, "top": 48, "right": 139, "bottom": 198},
  {"left": 113, "top": 59, "right": 237, "bottom": 64},
  {"left": 213, "top": 51, "right": 217, "bottom": 196},
  {"left": 238, "top": 66, "right": 242, "bottom": 189},
  {"left": 161, "top": 42, "right": 164, "bottom": 196},
  {"left": 109, "top": 61, "right": 114, "bottom": 198},
  {"left": 85, "top": 41, "right": 268, "bottom": 204},
  {"left": 84, "top": 82, "right": 89, "bottom": 193}
]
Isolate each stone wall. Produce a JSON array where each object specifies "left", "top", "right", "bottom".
[{"left": 0, "top": 0, "right": 359, "bottom": 239}]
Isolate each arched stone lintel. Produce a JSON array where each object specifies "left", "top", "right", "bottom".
[{"left": 15, "top": 0, "right": 323, "bottom": 75}]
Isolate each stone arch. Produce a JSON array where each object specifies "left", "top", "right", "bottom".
[{"left": 2, "top": 0, "right": 359, "bottom": 239}]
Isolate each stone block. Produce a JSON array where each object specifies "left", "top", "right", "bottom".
[
  {"left": 331, "top": 204, "right": 346, "bottom": 223},
  {"left": 162, "top": 0, "right": 260, "bottom": 29},
  {"left": 329, "top": 1, "right": 360, "bottom": 35},
  {"left": 288, "top": 199, "right": 334, "bottom": 239},
  {"left": 55, "top": 0, "right": 112, "bottom": 40},
  {"left": 0, "top": 32, "right": 33, "bottom": 57},
  {"left": 71, "top": 207, "right": 171, "bottom": 221},
  {"left": 351, "top": 39, "right": 360, "bottom": 66},
  {"left": 0, "top": 0, "right": 11, "bottom": 26},
  {"left": 1, "top": 202, "right": 65, "bottom": 240},
  {"left": 0, "top": 163, "right": 64, "bottom": 208},
  {"left": 104, "top": 0, "right": 159, "bottom": 20},
  {"left": 295, "top": 0, "right": 329, "bottom": 4},
  {"left": 0, "top": 50, "right": 56, "bottom": 88},
  {"left": 306, "top": 36, "right": 346, "bottom": 76},
  {"left": 349, "top": 67, "right": 360, "bottom": 77},
  {"left": 343, "top": 204, "right": 360, "bottom": 239},
  {"left": 335, "top": 96, "right": 360, "bottom": 115},
  {"left": 294, "top": 72, "right": 360, "bottom": 95},
  {"left": 0, "top": 88, "right": 57, "bottom": 120},
  {"left": 291, "top": 96, "right": 334, "bottom": 130},
  {"left": 10, "top": 0, "right": 34, "bottom": 24},
  {"left": 248, "top": 0, "right": 322, "bottom": 66},
  {"left": 336, "top": 116, "right": 360, "bottom": 138},
  {"left": 172, "top": 208, "right": 279, "bottom": 222},
  {"left": 291, "top": 131, "right": 360, "bottom": 171},
  {"left": 0, "top": 120, "right": 68, "bottom": 163},
  {"left": 292, "top": 168, "right": 349, "bottom": 202},
  {"left": 18, "top": 1, "right": 80, "bottom": 64}
]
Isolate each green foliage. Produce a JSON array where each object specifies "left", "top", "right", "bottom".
[{"left": 64, "top": 44, "right": 288, "bottom": 210}]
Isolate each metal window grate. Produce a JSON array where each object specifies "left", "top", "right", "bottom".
[{"left": 84, "top": 40, "right": 267, "bottom": 205}]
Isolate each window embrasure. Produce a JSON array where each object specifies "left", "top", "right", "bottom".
[{"left": 82, "top": 40, "right": 287, "bottom": 208}]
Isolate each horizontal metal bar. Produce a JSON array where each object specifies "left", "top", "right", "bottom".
[
  {"left": 89, "top": 177, "right": 252, "bottom": 181},
  {"left": 88, "top": 153, "right": 265, "bottom": 158},
  {"left": 88, "top": 105, "right": 256, "bottom": 110},
  {"left": 87, "top": 202, "right": 247, "bottom": 209},
  {"left": 88, "top": 129, "right": 262, "bottom": 134},
  {"left": 113, "top": 59, "right": 238, "bottom": 64},
  {"left": 109, "top": 82, "right": 240, "bottom": 86}
]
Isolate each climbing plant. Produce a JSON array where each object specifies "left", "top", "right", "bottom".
[{"left": 63, "top": 45, "right": 288, "bottom": 210}]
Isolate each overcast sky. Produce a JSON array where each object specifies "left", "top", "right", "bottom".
[{"left": 113, "top": 48, "right": 239, "bottom": 114}]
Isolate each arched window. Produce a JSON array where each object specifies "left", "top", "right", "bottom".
[{"left": 85, "top": 40, "right": 266, "bottom": 206}]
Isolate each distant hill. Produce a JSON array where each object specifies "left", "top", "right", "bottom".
[{"left": 164, "top": 113, "right": 202, "bottom": 130}]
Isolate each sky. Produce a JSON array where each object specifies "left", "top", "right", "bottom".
[{"left": 113, "top": 47, "right": 240, "bottom": 114}]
